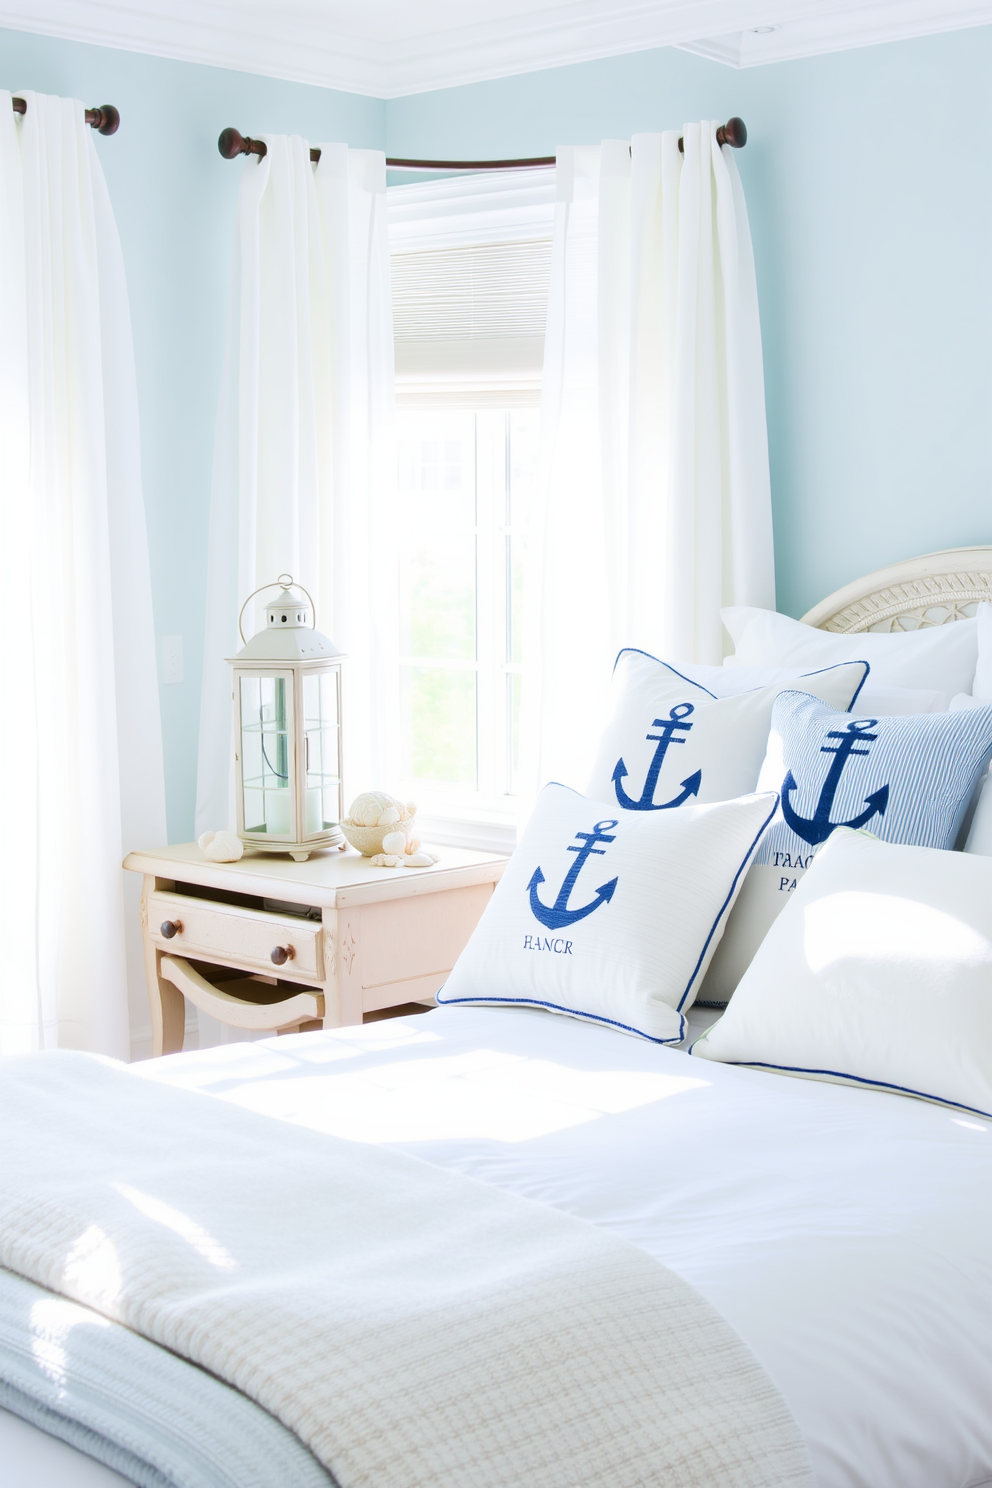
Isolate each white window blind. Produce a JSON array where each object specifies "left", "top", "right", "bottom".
[
  {"left": 392, "top": 238, "right": 551, "bottom": 391},
  {"left": 393, "top": 238, "right": 551, "bottom": 339},
  {"left": 388, "top": 167, "right": 555, "bottom": 400}
]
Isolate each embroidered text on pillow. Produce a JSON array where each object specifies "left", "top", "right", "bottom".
[
  {"left": 698, "top": 692, "right": 992, "bottom": 1006},
  {"left": 438, "top": 782, "right": 779, "bottom": 1043}
]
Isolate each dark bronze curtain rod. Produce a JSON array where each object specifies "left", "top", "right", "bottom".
[
  {"left": 11, "top": 96, "right": 120, "bottom": 135},
  {"left": 217, "top": 117, "right": 746, "bottom": 170}
]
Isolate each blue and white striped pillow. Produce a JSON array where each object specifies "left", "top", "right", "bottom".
[{"left": 699, "top": 692, "right": 992, "bottom": 1004}]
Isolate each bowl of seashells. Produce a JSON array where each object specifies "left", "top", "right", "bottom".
[{"left": 340, "top": 791, "right": 438, "bottom": 867}]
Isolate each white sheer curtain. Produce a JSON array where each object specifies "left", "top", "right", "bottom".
[
  {"left": 196, "top": 138, "right": 393, "bottom": 840},
  {"left": 0, "top": 91, "right": 167, "bottom": 1058},
  {"left": 525, "top": 124, "right": 774, "bottom": 798}
]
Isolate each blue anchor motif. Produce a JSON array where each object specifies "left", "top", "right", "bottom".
[
  {"left": 612, "top": 703, "right": 702, "bottom": 811},
  {"left": 781, "top": 718, "right": 890, "bottom": 847},
  {"left": 528, "top": 820, "right": 620, "bottom": 930}
]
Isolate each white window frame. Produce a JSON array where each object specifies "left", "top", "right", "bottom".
[
  {"left": 387, "top": 169, "right": 554, "bottom": 852},
  {"left": 393, "top": 405, "right": 535, "bottom": 851}
]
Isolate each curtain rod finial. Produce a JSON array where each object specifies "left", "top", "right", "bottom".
[
  {"left": 88, "top": 105, "right": 120, "bottom": 136},
  {"left": 218, "top": 126, "right": 248, "bottom": 159},
  {"left": 718, "top": 117, "right": 747, "bottom": 149},
  {"left": 218, "top": 127, "right": 267, "bottom": 160}
]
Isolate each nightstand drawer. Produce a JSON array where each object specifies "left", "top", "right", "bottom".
[{"left": 148, "top": 890, "right": 323, "bottom": 982}]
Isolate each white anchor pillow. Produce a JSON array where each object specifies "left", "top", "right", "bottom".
[
  {"left": 437, "top": 782, "right": 779, "bottom": 1043},
  {"left": 699, "top": 691, "right": 992, "bottom": 1005},
  {"left": 585, "top": 648, "right": 868, "bottom": 811}
]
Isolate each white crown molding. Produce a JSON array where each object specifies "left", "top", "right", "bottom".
[
  {"left": 0, "top": 0, "right": 386, "bottom": 95},
  {"left": 677, "top": 0, "right": 992, "bottom": 68},
  {"left": 1, "top": 0, "right": 990, "bottom": 98}
]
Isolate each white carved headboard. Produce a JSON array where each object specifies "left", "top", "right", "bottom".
[{"left": 800, "top": 546, "right": 992, "bottom": 633}]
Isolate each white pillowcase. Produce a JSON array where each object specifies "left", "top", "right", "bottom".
[
  {"left": 437, "top": 782, "right": 779, "bottom": 1043},
  {"left": 722, "top": 605, "right": 978, "bottom": 710},
  {"left": 683, "top": 660, "right": 942, "bottom": 715},
  {"left": 691, "top": 828, "right": 992, "bottom": 1119},
  {"left": 965, "top": 772, "right": 992, "bottom": 856},
  {"left": 586, "top": 650, "right": 867, "bottom": 811},
  {"left": 973, "top": 602, "right": 992, "bottom": 702}
]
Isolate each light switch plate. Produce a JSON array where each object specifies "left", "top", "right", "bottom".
[{"left": 160, "top": 635, "right": 183, "bottom": 685}]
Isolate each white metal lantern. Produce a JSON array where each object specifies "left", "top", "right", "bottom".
[{"left": 229, "top": 575, "right": 346, "bottom": 861}]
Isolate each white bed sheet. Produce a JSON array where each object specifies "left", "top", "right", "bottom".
[{"left": 7, "top": 1004, "right": 991, "bottom": 1488}]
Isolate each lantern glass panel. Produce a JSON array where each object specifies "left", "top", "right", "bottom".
[
  {"left": 239, "top": 674, "right": 293, "bottom": 837},
  {"left": 303, "top": 670, "right": 341, "bottom": 836}
]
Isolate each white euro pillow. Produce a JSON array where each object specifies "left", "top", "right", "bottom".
[
  {"left": 678, "top": 661, "right": 941, "bottom": 715},
  {"left": 965, "top": 772, "right": 992, "bottom": 856},
  {"left": 974, "top": 602, "right": 992, "bottom": 702},
  {"left": 437, "top": 782, "right": 778, "bottom": 1043},
  {"left": 722, "top": 606, "right": 978, "bottom": 710},
  {"left": 586, "top": 649, "right": 866, "bottom": 810},
  {"left": 691, "top": 829, "right": 992, "bottom": 1119}
]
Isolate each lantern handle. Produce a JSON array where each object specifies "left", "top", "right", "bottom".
[{"left": 237, "top": 575, "right": 318, "bottom": 646}]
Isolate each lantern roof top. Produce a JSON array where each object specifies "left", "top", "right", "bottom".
[
  {"left": 228, "top": 577, "right": 345, "bottom": 664},
  {"left": 228, "top": 626, "right": 345, "bottom": 664}
]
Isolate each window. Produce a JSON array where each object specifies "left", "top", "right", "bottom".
[
  {"left": 396, "top": 407, "right": 538, "bottom": 811},
  {"left": 387, "top": 169, "right": 554, "bottom": 836}
]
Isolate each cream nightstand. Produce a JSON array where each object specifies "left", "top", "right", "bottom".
[{"left": 123, "top": 843, "right": 507, "bottom": 1056}]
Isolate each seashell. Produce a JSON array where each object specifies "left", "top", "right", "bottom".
[
  {"left": 381, "top": 830, "right": 407, "bottom": 855},
  {"left": 198, "top": 830, "right": 244, "bottom": 863},
  {"left": 403, "top": 851, "right": 439, "bottom": 868},
  {"left": 376, "top": 806, "right": 401, "bottom": 826},
  {"left": 347, "top": 790, "right": 405, "bottom": 828},
  {"left": 370, "top": 852, "right": 406, "bottom": 867},
  {"left": 405, "top": 838, "right": 421, "bottom": 854}
]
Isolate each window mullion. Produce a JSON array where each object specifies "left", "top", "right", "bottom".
[{"left": 475, "top": 411, "right": 501, "bottom": 805}]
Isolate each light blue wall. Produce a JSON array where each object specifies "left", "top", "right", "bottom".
[
  {"left": 3, "top": 26, "right": 990, "bottom": 835},
  {"left": 0, "top": 29, "right": 384, "bottom": 840},
  {"left": 388, "top": 28, "right": 992, "bottom": 622}
]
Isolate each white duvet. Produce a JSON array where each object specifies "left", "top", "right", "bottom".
[{"left": 132, "top": 1004, "right": 992, "bottom": 1488}]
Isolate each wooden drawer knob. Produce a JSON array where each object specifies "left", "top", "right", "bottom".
[
  {"left": 270, "top": 944, "right": 295, "bottom": 966},
  {"left": 160, "top": 919, "right": 183, "bottom": 939}
]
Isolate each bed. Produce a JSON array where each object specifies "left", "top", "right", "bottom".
[{"left": 3, "top": 547, "right": 992, "bottom": 1488}]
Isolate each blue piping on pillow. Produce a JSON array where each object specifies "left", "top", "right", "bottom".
[
  {"left": 846, "top": 664, "right": 869, "bottom": 710},
  {"left": 611, "top": 647, "right": 871, "bottom": 711},
  {"left": 676, "top": 792, "right": 780, "bottom": 1012},
  {"left": 505, "top": 781, "right": 780, "bottom": 1022},
  {"left": 612, "top": 647, "right": 719, "bottom": 698},
  {"left": 434, "top": 991, "right": 686, "bottom": 1045},
  {"left": 683, "top": 1054, "right": 992, "bottom": 1121}
]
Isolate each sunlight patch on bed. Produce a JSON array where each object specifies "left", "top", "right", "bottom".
[
  {"left": 803, "top": 891, "right": 988, "bottom": 974},
  {"left": 200, "top": 1049, "right": 709, "bottom": 1144},
  {"left": 114, "top": 1184, "right": 235, "bottom": 1269},
  {"left": 138, "top": 1021, "right": 444, "bottom": 1094},
  {"left": 60, "top": 1224, "right": 122, "bottom": 1310}
]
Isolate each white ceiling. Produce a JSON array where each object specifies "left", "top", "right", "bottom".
[{"left": 2, "top": 0, "right": 990, "bottom": 96}]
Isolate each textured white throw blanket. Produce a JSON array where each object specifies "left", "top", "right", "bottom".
[{"left": 1, "top": 1053, "right": 813, "bottom": 1488}]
